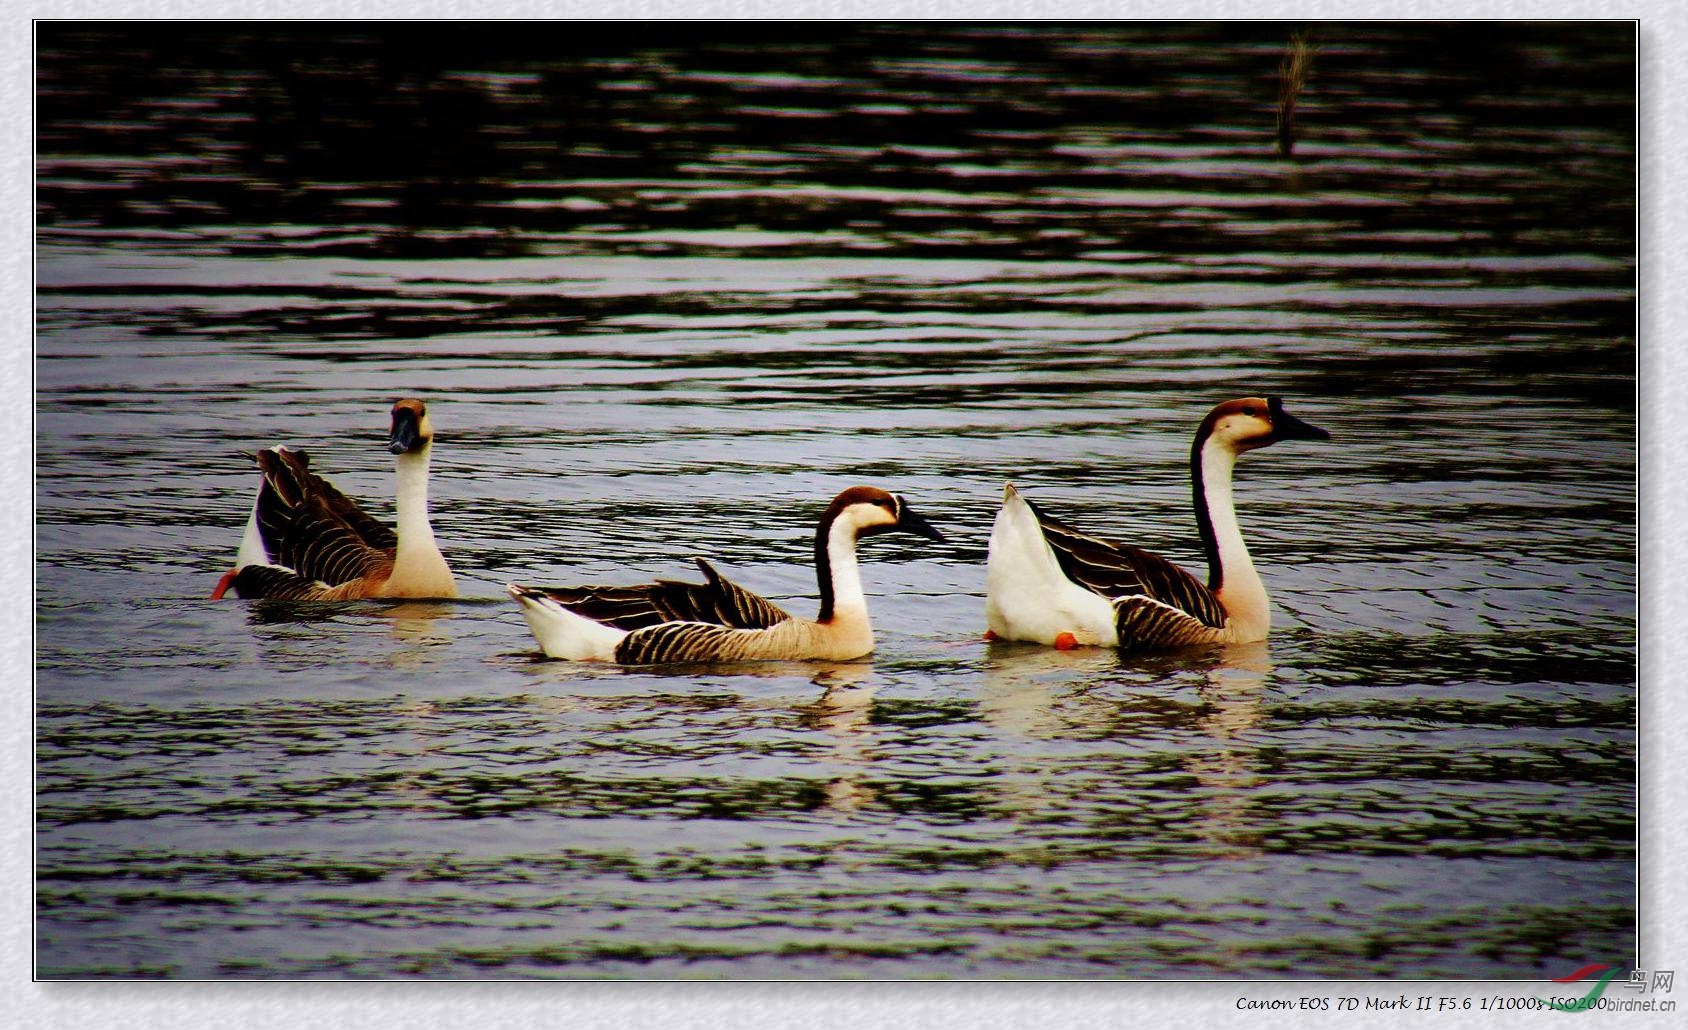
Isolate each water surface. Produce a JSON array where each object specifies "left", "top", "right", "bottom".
[{"left": 35, "top": 22, "right": 1635, "bottom": 980}]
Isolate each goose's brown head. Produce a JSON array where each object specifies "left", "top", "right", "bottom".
[
  {"left": 1197, "top": 396, "right": 1329, "bottom": 454},
  {"left": 822, "top": 486, "right": 944, "bottom": 542},
  {"left": 388, "top": 398, "right": 434, "bottom": 455}
]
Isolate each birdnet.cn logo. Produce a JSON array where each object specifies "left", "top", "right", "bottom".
[{"left": 1540, "top": 964, "right": 1676, "bottom": 1014}]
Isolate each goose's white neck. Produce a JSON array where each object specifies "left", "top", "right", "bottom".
[
  {"left": 1197, "top": 440, "right": 1269, "bottom": 636},
  {"left": 809, "top": 513, "right": 876, "bottom": 659},
  {"left": 787, "top": 499, "right": 884, "bottom": 659},
  {"left": 394, "top": 447, "right": 435, "bottom": 543},
  {"left": 823, "top": 517, "right": 870, "bottom": 622},
  {"left": 386, "top": 444, "right": 455, "bottom": 596}
]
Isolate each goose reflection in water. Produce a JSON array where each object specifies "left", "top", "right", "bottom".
[
  {"left": 793, "top": 663, "right": 879, "bottom": 818},
  {"left": 238, "top": 597, "right": 459, "bottom": 672},
  {"left": 379, "top": 601, "right": 458, "bottom": 672},
  {"left": 976, "top": 639, "right": 1272, "bottom": 857},
  {"left": 1187, "top": 641, "right": 1270, "bottom": 860}
]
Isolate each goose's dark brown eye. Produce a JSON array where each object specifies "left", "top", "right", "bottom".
[{"left": 1242, "top": 406, "right": 1259, "bottom": 417}]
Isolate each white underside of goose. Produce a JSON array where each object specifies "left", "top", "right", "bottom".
[
  {"left": 511, "top": 589, "right": 632, "bottom": 661},
  {"left": 984, "top": 484, "right": 1118, "bottom": 647},
  {"left": 235, "top": 489, "right": 269, "bottom": 572}
]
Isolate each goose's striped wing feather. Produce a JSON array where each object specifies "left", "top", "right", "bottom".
[
  {"left": 1112, "top": 595, "right": 1226, "bottom": 651},
  {"left": 227, "top": 564, "right": 344, "bottom": 601},
  {"left": 614, "top": 621, "right": 762, "bottom": 665},
  {"left": 1026, "top": 496, "right": 1227, "bottom": 629},
  {"left": 253, "top": 448, "right": 396, "bottom": 588},
  {"left": 529, "top": 558, "right": 792, "bottom": 632}
]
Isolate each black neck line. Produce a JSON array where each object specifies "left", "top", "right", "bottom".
[
  {"left": 814, "top": 508, "right": 840, "bottom": 622},
  {"left": 1190, "top": 429, "right": 1223, "bottom": 591}
]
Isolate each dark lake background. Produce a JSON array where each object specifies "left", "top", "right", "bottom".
[{"left": 34, "top": 21, "right": 1636, "bottom": 982}]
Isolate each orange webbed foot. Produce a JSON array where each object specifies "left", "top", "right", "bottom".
[{"left": 1053, "top": 632, "right": 1078, "bottom": 650}]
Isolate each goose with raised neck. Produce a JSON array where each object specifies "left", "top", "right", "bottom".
[
  {"left": 984, "top": 396, "right": 1329, "bottom": 651},
  {"left": 211, "top": 398, "right": 457, "bottom": 601}
]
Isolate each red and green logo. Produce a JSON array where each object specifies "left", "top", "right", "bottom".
[{"left": 1543, "top": 964, "right": 1621, "bottom": 1012}]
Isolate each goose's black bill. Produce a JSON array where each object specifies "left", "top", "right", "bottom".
[
  {"left": 1268, "top": 397, "right": 1331, "bottom": 442},
  {"left": 388, "top": 407, "right": 423, "bottom": 454},
  {"left": 897, "top": 501, "right": 944, "bottom": 542}
]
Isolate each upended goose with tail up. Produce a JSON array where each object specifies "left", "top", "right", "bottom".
[
  {"left": 211, "top": 399, "right": 456, "bottom": 600},
  {"left": 508, "top": 486, "right": 943, "bottom": 664},
  {"left": 985, "top": 397, "right": 1329, "bottom": 652}
]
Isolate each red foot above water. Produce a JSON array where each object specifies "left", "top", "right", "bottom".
[{"left": 210, "top": 568, "right": 239, "bottom": 600}]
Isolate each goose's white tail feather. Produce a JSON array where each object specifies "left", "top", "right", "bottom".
[
  {"left": 235, "top": 488, "right": 269, "bottom": 571},
  {"left": 509, "top": 585, "right": 627, "bottom": 661},
  {"left": 985, "top": 484, "right": 1117, "bottom": 646}
]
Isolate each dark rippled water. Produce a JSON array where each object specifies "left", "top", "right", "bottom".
[{"left": 34, "top": 22, "right": 1634, "bottom": 980}]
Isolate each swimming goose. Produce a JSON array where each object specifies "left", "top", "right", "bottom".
[
  {"left": 210, "top": 398, "right": 457, "bottom": 600},
  {"left": 507, "top": 486, "right": 943, "bottom": 664},
  {"left": 985, "top": 396, "right": 1329, "bottom": 651}
]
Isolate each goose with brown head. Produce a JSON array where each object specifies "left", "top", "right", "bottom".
[
  {"left": 509, "top": 485, "right": 944, "bottom": 664},
  {"left": 986, "top": 396, "right": 1329, "bottom": 651}
]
